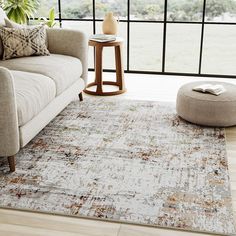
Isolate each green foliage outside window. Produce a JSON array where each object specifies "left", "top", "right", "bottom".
[
  {"left": 206, "top": 0, "right": 236, "bottom": 19},
  {"left": 55, "top": 0, "right": 236, "bottom": 21},
  {"left": 2, "top": 0, "right": 236, "bottom": 23}
]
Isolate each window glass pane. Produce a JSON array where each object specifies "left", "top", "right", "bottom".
[
  {"left": 36, "top": 0, "right": 58, "bottom": 18},
  {"left": 202, "top": 25, "right": 236, "bottom": 75},
  {"left": 95, "top": 22, "right": 127, "bottom": 70},
  {"left": 130, "top": 0, "right": 164, "bottom": 20},
  {"left": 167, "top": 0, "right": 203, "bottom": 22},
  {"left": 62, "top": 21, "right": 94, "bottom": 69},
  {"left": 165, "top": 24, "right": 201, "bottom": 73},
  {"left": 205, "top": 0, "right": 236, "bottom": 22},
  {"left": 130, "top": 23, "right": 163, "bottom": 71},
  {"left": 95, "top": 0, "right": 127, "bottom": 20},
  {"left": 35, "top": 1, "right": 236, "bottom": 76},
  {"left": 61, "top": 0, "right": 93, "bottom": 19}
]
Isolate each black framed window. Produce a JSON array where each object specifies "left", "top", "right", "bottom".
[{"left": 36, "top": 0, "right": 236, "bottom": 78}]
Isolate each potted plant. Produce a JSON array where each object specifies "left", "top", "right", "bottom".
[
  {"left": 1, "top": 0, "right": 39, "bottom": 24},
  {"left": 40, "top": 8, "right": 57, "bottom": 28}
]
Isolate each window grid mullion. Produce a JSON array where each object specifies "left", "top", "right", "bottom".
[{"left": 198, "top": 0, "right": 207, "bottom": 74}]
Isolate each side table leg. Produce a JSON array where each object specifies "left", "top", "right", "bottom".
[
  {"left": 115, "top": 45, "right": 125, "bottom": 90},
  {"left": 95, "top": 45, "right": 103, "bottom": 95}
]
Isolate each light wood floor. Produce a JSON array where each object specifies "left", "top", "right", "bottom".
[{"left": 1, "top": 72, "right": 236, "bottom": 236}]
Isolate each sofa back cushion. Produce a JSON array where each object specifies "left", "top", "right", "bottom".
[{"left": 0, "top": 25, "right": 50, "bottom": 60}]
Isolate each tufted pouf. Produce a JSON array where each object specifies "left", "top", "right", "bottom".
[{"left": 176, "top": 81, "right": 236, "bottom": 127}]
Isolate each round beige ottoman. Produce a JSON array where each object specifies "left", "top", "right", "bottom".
[{"left": 176, "top": 81, "right": 236, "bottom": 127}]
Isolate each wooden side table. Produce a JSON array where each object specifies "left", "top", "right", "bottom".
[{"left": 84, "top": 37, "right": 126, "bottom": 96}]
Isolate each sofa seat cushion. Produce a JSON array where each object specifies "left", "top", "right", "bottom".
[
  {"left": 12, "top": 70, "right": 56, "bottom": 126},
  {"left": 0, "top": 54, "right": 82, "bottom": 95}
]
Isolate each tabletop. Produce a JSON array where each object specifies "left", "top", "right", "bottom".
[{"left": 89, "top": 37, "right": 123, "bottom": 47}]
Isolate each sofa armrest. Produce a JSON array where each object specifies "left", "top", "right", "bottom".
[
  {"left": 0, "top": 67, "right": 19, "bottom": 157},
  {"left": 46, "top": 28, "right": 88, "bottom": 85}
]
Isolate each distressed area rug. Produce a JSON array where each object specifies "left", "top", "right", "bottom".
[{"left": 0, "top": 99, "right": 235, "bottom": 235}]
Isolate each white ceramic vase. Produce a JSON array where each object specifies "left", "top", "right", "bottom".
[{"left": 102, "top": 12, "right": 118, "bottom": 35}]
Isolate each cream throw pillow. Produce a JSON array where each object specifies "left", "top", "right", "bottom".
[
  {"left": 4, "top": 18, "right": 23, "bottom": 28},
  {"left": 0, "top": 8, "right": 7, "bottom": 26},
  {"left": 0, "top": 25, "right": 50, "bottom": 60}
]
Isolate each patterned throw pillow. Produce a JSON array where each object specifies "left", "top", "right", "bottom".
[{"left": 0, "top": 25, "right": 50, "bottom": 60}]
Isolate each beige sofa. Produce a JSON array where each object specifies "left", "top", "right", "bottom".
[{"left": 0, "top": 18, "right": 88, "bottom": 172}]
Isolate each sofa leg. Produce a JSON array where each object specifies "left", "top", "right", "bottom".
[
  {"left": 8, "top": 156, "right": 15, "bottom": 172},
  {"left": 79, "top": 92, "right": 83, "bottom": 101}
]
